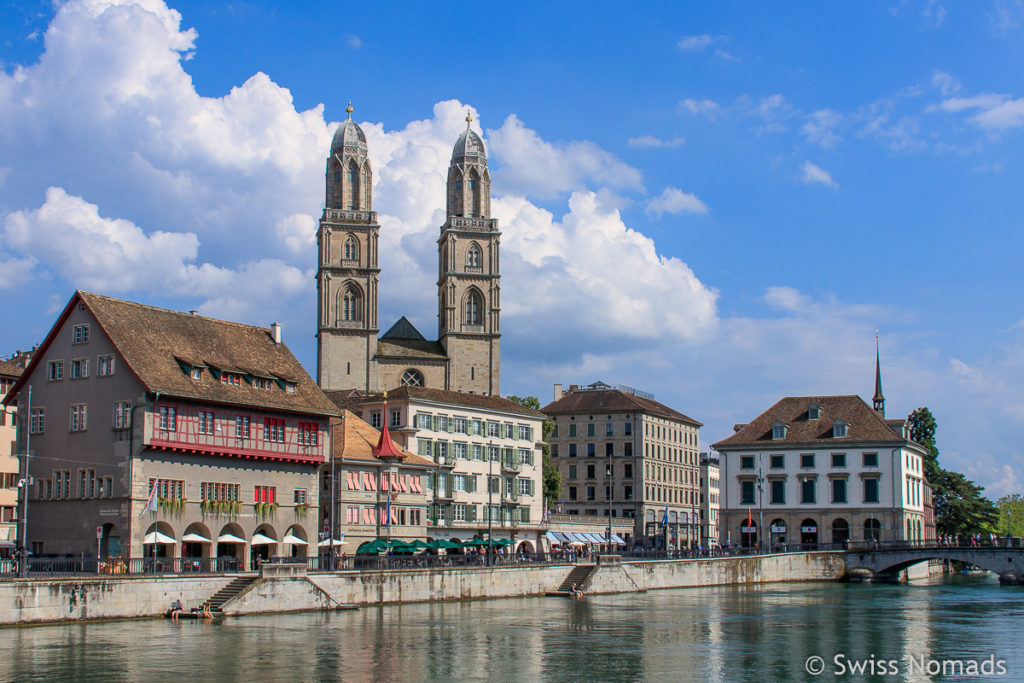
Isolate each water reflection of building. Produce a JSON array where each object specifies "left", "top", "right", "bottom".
[
  {"left": 713, "top": 351, "right": 932, "bottom": 547},
  {"left": 543, "top": 382, "right": 702, "bottom": 548}
]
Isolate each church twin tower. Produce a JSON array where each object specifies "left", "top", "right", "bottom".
[{"left": 316, "top": 106, "right": 501, "bottom": 396}]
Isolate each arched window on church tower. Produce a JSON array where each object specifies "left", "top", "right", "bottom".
[
  {"left": 347, "top": 160, "right": 360, "bottom": 210},
  {"left": 468, "top": 169, "right": 481, "bottom": 218},
  {"left": 361, "top": 162, "right": 372, "bottom": 211},
  {"left": 344, "top": 235, "right": 359, "bottom": 262},
  {"left": 466, "top": 243, "right": 481, "bottom": 269},
  {"left": 465, "top": 290, "right": 482, "bottom": 327},
  {"left": 340, "top": 286, "right": 361, "bottom": 323}
]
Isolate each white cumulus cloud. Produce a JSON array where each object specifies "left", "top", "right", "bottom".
[
  {"left": 627, "top": 135, "right": 686, "bottom": 149},
  {"left": 644, "top": 187, "right": 709, "bottom": 217},
  {"left": 800, "top": 161, "right": 839, "bottom": 189}
]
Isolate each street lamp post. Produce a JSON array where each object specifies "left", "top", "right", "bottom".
[
  {"left": 757, "top": 465, "right": 765, "bottom": 553},
  {"left": 488, "top": 441, "right": 494, "bottom": 567},
  {"left": 329, "top": 414, "right": 338, "bottom": 567},
  {"left": 606, "top": 453, "right": 613, "bottom": 553},
  {"left": 17, "top": 386, "right": 32, "bottom": 578}
]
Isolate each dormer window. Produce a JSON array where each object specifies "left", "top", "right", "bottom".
[
  {"left": 771, "top": 420, "right": 787, "bottom": 440},
  {"left": 832, "top": 419, "right": 848, "bottom": 438},
  {"left": 807, "top": 403, "right": 821, "bottom": 421},
  {"left": 190, "top": 367, "right": 202, "bottom": 380}
]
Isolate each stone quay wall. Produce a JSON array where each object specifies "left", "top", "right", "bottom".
[{"left": 0, "top": 551, "right": 846, "bottom": 625}]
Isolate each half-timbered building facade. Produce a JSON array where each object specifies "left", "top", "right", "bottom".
[{"left": 3, "top": 291, "right": 339, "bottom": 567}]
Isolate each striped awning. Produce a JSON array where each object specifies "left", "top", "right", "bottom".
[{"left": 610, "top": 533, "right": 626, "bottom": 544}]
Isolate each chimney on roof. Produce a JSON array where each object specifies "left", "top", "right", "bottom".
[
  {"left": 553, "top": 383, "right": 563, "bottom": 401},
  {"left": 569, "top": 384, "right": 579, "bottom": 393},
  {"left": 271, "top": 322, "right": 282, "bottom": 345},
  {"left": 189, "top": 310, "right": 197, "bottom": 315},
  {"left": 733, "top": 424, "right": 747, "bottom": 433}
]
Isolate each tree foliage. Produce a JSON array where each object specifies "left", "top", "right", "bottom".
[
  {"left": 506, "top": 395, "right": 561, "bottom": 508},
  {"left": 907, "top": 407, "right": 998, "bottom": 536},
  {"left": 996, "top": 494, "right": 1024, "bottom": 537}
]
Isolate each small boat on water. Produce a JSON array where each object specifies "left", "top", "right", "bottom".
[{"left": 164, "top": 609, "right": 221, "bottom": 620}]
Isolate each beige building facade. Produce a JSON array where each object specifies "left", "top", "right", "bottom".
[
  {"left": 330, "top": 386, "right": 546, "bottom": 553},
  {"left": 0, "top": 360, "right": 22, "bottom": 552},
  {"left": 320, "top": 409, "right": 434, "bottom": 550},
  {"left": 317, "top": 107, "right": 500, "bottom": 396},
  {"left": 542, "top": 382, "right": 703, "bottom": 548},
  {"left": 713, "top": 393, "right": 931, "bottom": 548},
  {"left": 699, "top": 453, "right": 720, "bottom": 546}
]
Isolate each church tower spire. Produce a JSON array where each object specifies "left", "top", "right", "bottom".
[
  {"left": 316, "top": 102, "right": 380, "bottom": 391},
  {"left": 873, "top": 330, "right": 885, "bottom": 417},
  {"left": 437, "top": 110, "right": 501, "bottom": 395}
]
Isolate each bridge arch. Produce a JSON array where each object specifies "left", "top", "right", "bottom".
[{"left": 847, "top": 546, "right": 1024, "bottom": 584}]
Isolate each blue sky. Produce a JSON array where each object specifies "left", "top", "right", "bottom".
[{"left": 1, "top": 0, "right": 1023, "bottom": 496}]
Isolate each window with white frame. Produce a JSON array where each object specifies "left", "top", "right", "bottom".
[
  {"left": 113, "top": 401, "right": 131, "bottom": 429},
  {"left": 454, "top": 474, "right": 467, "bottom": 492},
  {"left": 236, "top": 415, "right": 250, "bottom": 438},
  {"left": 30, "top": 407, "right": 45, "bottom": 434},
  {"left": 198, "top": 411, "right": 215, "bottom": 435},
  {"left": 390, "top": 409, "right": 401, "bottom": 427},
  {"left": 159, "top": 405, "right": 177, "bottom": 431},
  {"left": 47, "top": 360, "right": 63, "bottom": 381},
  {"left": 370, "top": 411, "right": 382, "bottom": 428},
  {"left": 472, "top": 444, "right": 483, "bottom": 460},
  {"left": 453, "top": 503, "right": 467, "bottom": 521},
  {"left": 97, "top": 355, "right": 115, "bottom": 376},
  {"left": 72, "top": 324, "right": 89, "bottom": 344},
  {"left": 70, "top": 358, "right": 89, "bottom": 379},
  {"left": 454, "top": 443, "right": 467, "bottom": 460},
  {"left": 69, "top": 404, "right": 87, "bottom": 431}
]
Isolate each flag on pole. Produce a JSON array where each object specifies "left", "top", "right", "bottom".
[
  {"left": 659, "top": 510, "right": 668, "bottom": 529},
  {"left": 385, "top": 491, "right": 398, "bottom": 527},
  {"left": 139, "top": 478, "right": 158, "bottom": 518}
]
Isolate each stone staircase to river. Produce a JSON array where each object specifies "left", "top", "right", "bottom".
[
  {"left": 207, "top": 575, "right": 258, "bottom": 613},
  {"left": 547, "top": 564, "right": 598, "bottom": 597}
]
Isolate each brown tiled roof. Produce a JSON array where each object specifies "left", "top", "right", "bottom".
[
  {"left": 0, "top": 360, "right": 22, "bottom": 379},
  {"left": 333, "top": 410, "right": 433, "bottom": 467},
  {"left": 712, "top": 395, "right": 905, "bottom": 449},
  {"left": 542, "top": 389, "right": 701, "bottom": 426},
  {"left": 73, "top": 291, "right": 339, "bottom": 416},
  {"left": 376, "top": 338, "right": 447, "bottom": 360},
  {"left": 332, "top": 386, "right": 545, "bottom": 419}
]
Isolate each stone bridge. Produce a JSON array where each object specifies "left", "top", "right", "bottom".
[{"left": 845, "top": 543, "right": 1024, "bottom": 584}]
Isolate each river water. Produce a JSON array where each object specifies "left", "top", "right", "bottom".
[{"left": 0, "top": 574, "right": 1020, "bottom": 682}]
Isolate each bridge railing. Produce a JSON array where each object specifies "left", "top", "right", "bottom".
[{"left": 847, "top": 538, "right": 1024, "bottom": 552}]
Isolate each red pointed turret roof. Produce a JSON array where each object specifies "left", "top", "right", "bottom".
[{"left": 372, "top": 401, "right": 406, "bottom": 460}]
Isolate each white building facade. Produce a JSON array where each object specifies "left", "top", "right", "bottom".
[
  {"left": 713, "top": 395, "right": 931, "bottom": 548},
  {"left": 699, "top": 453, "right": 720, "bottom": 546},
  {"left": 330, "top": 386, "right": 546, "bottom": 553}
]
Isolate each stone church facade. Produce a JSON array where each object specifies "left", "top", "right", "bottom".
[{"left": 316, "top": 106, "right": 501, "bottom": 396}]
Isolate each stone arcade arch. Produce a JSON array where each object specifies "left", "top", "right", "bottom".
[
  {"left": 182, "top": 522, "right": 213, "bottom": 559},
  {"left": 284, "top": 524, "right": 309, "bottom": 558},
  {"left": 143, "top": 521, "right": 176, "bottom": 559}
]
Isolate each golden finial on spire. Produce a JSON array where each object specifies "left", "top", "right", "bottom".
[
  {"left": 465, "top": 109, "right": 473, "bottom": 128},
  {"left": 346, "top": 99, "right": 354, "bottom": 120}
]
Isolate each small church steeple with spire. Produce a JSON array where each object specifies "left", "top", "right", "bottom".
[{"left": 873, "top": 330, "right": 885, "bottom": 417}]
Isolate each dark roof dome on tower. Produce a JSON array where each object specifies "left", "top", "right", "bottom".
[
  {"left": 330, "top": 100, "right": 367, "bottom": 158},
  {"left": 452, "top": 111, "right": 486, "bottom": 161}
]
